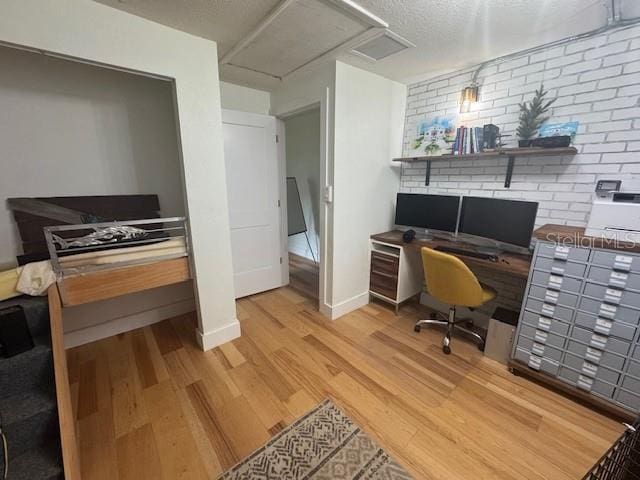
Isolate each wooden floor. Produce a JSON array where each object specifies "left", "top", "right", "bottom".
[
  {"left": 288, "top": 252, "right": 319, "bottom": 301},
  {"left": 68, "top": 283, "right": 623, "bottom": 479}
]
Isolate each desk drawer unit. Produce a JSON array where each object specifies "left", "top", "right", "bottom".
[
  {"left": 371, "top": 251, "right": 399, "bottom": 275},
  {"left": 513, "top": 241, "right": 640, "bottom": 413},
  {"left": 369, "top": 239, "right": 424, "bottom": 311}
]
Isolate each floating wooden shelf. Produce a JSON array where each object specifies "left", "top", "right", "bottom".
[{"left": 393, "top": 146, "right": 578, "bottom": 188}]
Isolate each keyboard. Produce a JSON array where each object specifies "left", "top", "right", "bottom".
[{"left": 434, "top": 245, "right": 498, "bottom": 262}]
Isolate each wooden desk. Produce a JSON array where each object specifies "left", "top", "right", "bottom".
[{"left": 370, "top": 230, "right": 532, "bottom": 279}]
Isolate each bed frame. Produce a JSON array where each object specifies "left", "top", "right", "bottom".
[
  {"left": 43, "top": 217, "right": 192, "bottom": 478},
  {"left": 43, "top": 217, "right": 191, "bottom": 306}
]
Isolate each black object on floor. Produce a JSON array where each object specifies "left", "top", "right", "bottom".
[
  {"left": 0, "top": 296, "right": 63, "bottom": 480},
  {"left": 0, "top": 306, "right": 34, "bottom": 358}
]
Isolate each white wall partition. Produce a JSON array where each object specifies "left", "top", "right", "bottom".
[
  {"left": 331, "top": 62, "right": 406, "bottom": 317},
  {"left": 0, "top": 0, "right": 238, "bottom": 350}
]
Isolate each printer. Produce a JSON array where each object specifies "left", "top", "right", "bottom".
[{"left": 586, "top": 189, "right": 640, "bottom": 243}]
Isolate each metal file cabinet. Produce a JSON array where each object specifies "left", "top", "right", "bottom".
[{"left": 511, "top": 240, "right": 640, "bottom": 414}]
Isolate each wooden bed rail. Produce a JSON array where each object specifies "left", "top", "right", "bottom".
[
  {"left": 59, "top": 257, "right": 191, "bottom": 306},
  {"left": 48, "top": 285, "right": 81, "bottom": 480}
]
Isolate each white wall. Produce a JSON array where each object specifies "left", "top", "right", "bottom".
[
  {"left": 401, "top": 23, "right": 640, "bottom": 229},
  {"left": 400, "top": 23, "right": 640, "bottom": 319},
  {"left": 331, "top": 61, "right": 406, "bottom": 316},
  {"left": 1, "top": 0, "right": 238, "bottom": 351},
  {"left": 285, "top": 108, "right": 321, "bottom": 261},
  {"left": 0, "top": 45, "right": 184, "bottom": 267},
  {"left": 220, "top": 81, "right": 271, "bottom": 115}
]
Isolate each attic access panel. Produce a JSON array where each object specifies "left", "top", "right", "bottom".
[{"left": 230, "top": 0, "right": 371, "bottom": 78}]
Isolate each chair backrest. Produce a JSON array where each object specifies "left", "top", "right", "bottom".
[{"left": 421, "top": 247, "right": 484, "bottom": 307}]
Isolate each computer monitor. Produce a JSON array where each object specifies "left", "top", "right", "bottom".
[
  {"left": 394, "top": 193, "right": 460, "bottom": 233},
  {"left": 458, "top": 196, "right": 538, "bottom": 249}
]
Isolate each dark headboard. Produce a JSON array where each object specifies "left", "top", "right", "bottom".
[{"left": 8, "top": 195, "right": 160, "bottom": 264}]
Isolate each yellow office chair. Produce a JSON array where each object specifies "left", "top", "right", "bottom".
[{"left": 415, "top": 247, "right": 497, "bottom": 354}]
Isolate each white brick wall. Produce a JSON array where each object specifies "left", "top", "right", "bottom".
[
  {"left": 401, "top": 23, "right": 640, "bottom": 230},
  {"left": 401, "top": 24, "right": 640, "bottom": 313}
]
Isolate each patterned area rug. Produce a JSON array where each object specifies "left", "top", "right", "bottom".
[{"left": 217, "top": 399, "right": 413, "bottom": 479}]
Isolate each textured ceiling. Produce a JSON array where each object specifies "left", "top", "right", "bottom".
[
  {"left": 230, "top": 0, "right": 368, "bottom": 78},
  {"left": 94, "top": 0, "right": 610, "bottom": 90}
]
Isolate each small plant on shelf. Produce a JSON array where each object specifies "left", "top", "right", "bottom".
[{"left": 516, "top": 84, "right": 556, "bottom": 147}]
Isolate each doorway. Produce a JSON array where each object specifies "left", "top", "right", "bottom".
[
  {"left": 222, "top": 109, "right": 287, "bottom": 299},
  {"left": 283, "top": 108, "right": 321, "bottom": 303}
]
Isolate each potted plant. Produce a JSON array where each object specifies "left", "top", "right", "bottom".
[{"left": 516, "top": 84, "right": 556, "bottom": 147}]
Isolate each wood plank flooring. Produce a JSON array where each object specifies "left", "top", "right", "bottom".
[
  {"left": 288, "top": 252, "right": 319, "bottom": 302},
  {"left": 69, "top": 284, "right": 624, "bottom": 479}
]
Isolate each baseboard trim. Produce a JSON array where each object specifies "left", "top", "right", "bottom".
[
  {"left": 63, "top": 298, "right": 196, "bottom": 348},
  {"left": 325, "top": 291, "right": 369, "bottom": 320},
  {"left": 197, "top": 319, "right": 241, "bottom": 351}
]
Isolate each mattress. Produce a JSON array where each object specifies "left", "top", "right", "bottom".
[{"left": 58, "top": 237, "right": 187, "bottom": 270}]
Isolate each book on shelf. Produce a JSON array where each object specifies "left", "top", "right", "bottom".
[{"left": 452, "top": 126, "right": 488, "bottom": 155}]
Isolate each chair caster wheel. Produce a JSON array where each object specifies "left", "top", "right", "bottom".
[
  {"left": 478, "top": 342, "right": 485, "bottom": 352},
  {"left": 443, "top": 345, "right": 451, "bottom": 355},
  {"left": 414, "top": 325, "right": 421, "bottom": 333}
]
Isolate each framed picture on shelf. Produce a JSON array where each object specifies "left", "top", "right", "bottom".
[
  {"left": 408, "top": 116, "right": 456, "bottom": 157},
  {"left": 538, "top": 121, "right": 579, "bottom": 142}
]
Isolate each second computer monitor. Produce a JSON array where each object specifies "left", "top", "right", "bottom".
[
  {"left": 395, "top": 193, "right": 460, "bottom": 233},
  {"left": 458, "top": 196, "right": 538, "bottom": 248}
]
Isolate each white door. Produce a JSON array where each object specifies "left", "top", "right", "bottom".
[{"left": 223, "top": 109, "right": 285, "bottom": 298}]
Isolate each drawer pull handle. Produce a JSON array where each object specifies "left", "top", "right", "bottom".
[
  {"left": 590, "top": 333, "right": 608, "bottom": 350},
  {"left": 604, "top": 288, "right": 622, "bottom": 305},
  {"left": 551, "top": 265, "right": 565, "bottom": 275},
  {"left": 609, "top": 271, "right": 628, "bottom": 288},
  {"left": 541, "top": 304, "right": 555, "bottom": 317},
  {"left": 528, "top": 355, "right": 542, "bottom": 370},
  {"left": 577, "top": 375, "right": 593, "bottom": 391},
  {"left": 599, "top": 303, "right": 617, "bottom": 319},
  {"left": 594, "top": 317, "right": 612, "bottom": 335},
  {"left": 554, "top": 246, "right": 569, "bottom": 260},
  {"left": 534, "top": 331, "right": 548, "bottom": 344},
  {"left": 548, "top": 275, "right": 563, "bottom": 290},
  {"left": 532, "top": 342, "right": 545, "bottom": 356},
  {"left": 585, "top": 347, "right": 602, "bottom": 364},
  {"left": 544, "top": 290, "right": 559, "bottom": 305},
  {"left": 537, "top": 316, "right": 551, "bottom": 331},
  {"left": 614, "top": 255, "right": 633, "bottom": 272},
  {"left": 581, "top": 362, "right": 598, "bottom": 377}
]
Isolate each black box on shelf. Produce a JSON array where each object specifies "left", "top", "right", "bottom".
[{"left": 483, "top": 124, "right": 500, "bottom": 149}]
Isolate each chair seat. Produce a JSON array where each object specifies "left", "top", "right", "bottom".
[{"left": 481, "top": 283, "right": 497, "bottom": 304}]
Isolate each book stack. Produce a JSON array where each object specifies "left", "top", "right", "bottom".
[{"left": 452, "top": 126, "right": 484, "bottom": 155}]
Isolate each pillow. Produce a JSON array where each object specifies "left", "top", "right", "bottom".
[{"left": 0, "top": 267, "right": 21, "bottom": 301}]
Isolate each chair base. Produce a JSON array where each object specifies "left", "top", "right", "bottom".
[{"left": 414, "top": 307, "right": 485, "bottom": 354}]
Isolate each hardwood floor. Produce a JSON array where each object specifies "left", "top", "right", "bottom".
[
  {"left": 68, "top": 286, "right": 623, "bottom": 479},
  {"left": 288, "top": 252, "right": 319, "bottom": 302}
]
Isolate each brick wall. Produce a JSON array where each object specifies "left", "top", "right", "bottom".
[
  {"left": 401, "top": 23, "right": 640, "bottom": 317},
  {"left": 401, "top": 23, "right": 640, "bottom": 229}
]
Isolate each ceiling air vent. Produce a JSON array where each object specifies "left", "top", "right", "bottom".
[{"left": 351, "top": 30, "right": 414, "bottom": 61}]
